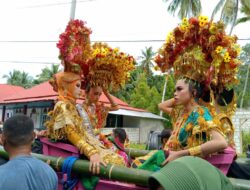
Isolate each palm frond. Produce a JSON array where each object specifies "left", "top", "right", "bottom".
[
  {"left": 177, "top": 0, "right": 187, "bottom": 18},
  {"left": 191, "top": 0, "right": 202, "bottom": 17},
  {"left": 211, "top": 0, "right": 226, "bottom": 19},
  {"left": 236, "top": 16, "right": 250, "bottom": 25},
  {"left": 167, "top": 0, "right": 181, "bottom": 16},
  {"left": 240, "top": 0, "right": 250, "bottom": 15},
  {"left": 221, "top": 0, "right": 238, "bottom": 26}
]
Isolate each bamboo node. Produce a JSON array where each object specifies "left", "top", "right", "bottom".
[
  {"left": 108, "top": 164, "right": 115, "bottom": 179},
  {"left": 56, "top": 157, "right": 62, "bottom": 171}
]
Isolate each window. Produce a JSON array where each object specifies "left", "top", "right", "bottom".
[
  {"left": 106, "top": 114, "right": 123, "bottom": 128},
  {"left": 40, "top": 108, "right": 49, "bottom": 129}
]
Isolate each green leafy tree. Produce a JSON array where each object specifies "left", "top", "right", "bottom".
[
  {"left": 34, "top": 64, "right": 60, "bottom": 84},
  {"left": 113, "top": 67, "right": 143, "bottom": 102},
  {"left": 163, "top": 0, "right": 202, "bottom": 19},
  {"left": 3, "top": 70, "right": 33, "bottom": 88},
  {"left": 235, "top": 43, "right": 250, "bottom": 108},
  {"left": 129, "top": 73, "right": 162, "bottom": 114},
  {"left": 130, "top": 73, "right": 152, "bottom": 109}
]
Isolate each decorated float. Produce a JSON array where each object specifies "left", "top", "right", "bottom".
[{"left": 1, "top": 17, "right": 250, "bottom": 190}]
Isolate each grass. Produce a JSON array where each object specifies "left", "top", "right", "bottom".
[{"left": 129, "top": 143, "right": 146, "bottom": 150}]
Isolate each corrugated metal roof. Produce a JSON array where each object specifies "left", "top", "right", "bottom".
[
  {"left": 109, "top": 109, "right": 166, "bottom": 120},
  {"left": 0, "top": 84, "right": 25, "bottom": 102},
  {"left": 0, "top": 82, "right": 146, "bottom": 112}
]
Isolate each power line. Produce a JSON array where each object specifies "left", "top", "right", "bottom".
[
  {"left": 0, "top": 61, "right": 59, "bottom": 65},
  {"left": 20, "top": 0, "right": 96, "bottom": 9},
  {"left": 1, "top": 38, "right": 250, "bottom": 43}
]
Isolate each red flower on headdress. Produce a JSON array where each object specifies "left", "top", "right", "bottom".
[{"left": 57, "top": 19, "right": 92, "bottom": 72}]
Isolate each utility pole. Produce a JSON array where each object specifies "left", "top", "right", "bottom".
[
  {"left": 160, "top": 73, "right": 170, "bottom": 117},
  {"left": 160, "top": 70, "right": 171, "bottom": 117},
  {"left": 70, "top": 0, "right": 77, "bottom": 20}
]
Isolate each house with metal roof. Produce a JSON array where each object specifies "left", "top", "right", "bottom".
[
  {"left": 0, "top": 82, "right": 165, "bottom": 143},
  {"left": 0, "top": 84, "right": 25, "bottom": 122}
]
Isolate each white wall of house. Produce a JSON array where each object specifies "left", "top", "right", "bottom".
[
  {"left": 102, "top": 116, "right": 164, "bottom": 143},
  {"left": 232, "top": 109, "right": 250, "bottom": 154},
  {"left": 123, "top": 116, "right": 140, "bottom": 128},
  {"left": 101, "top": 127, "right": 140, "bottom": 143}
]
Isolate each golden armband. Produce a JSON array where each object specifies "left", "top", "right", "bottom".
[
  {"left": 77, "top": 140, "right": 99, "bottom": 158},
  {"left": 65, "top": 125, "right": 99, "bottom": 158},
  {"left": 188, "top": 146, "right": 202, "bottom": 156}
]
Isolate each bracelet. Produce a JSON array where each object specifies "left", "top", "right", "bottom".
[{"left": 188, "top": 146, "right": 202, "bottom": 156}]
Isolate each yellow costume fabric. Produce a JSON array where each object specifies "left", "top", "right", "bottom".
[
  {"left": 165, "top": 106, "right": 222, "bottom": 151},
  {"left": 46, "top": 72, "right": 125, "bottom": 166},
  {"left": 46, "top": 100, "right": 125, "bottom": 166}
]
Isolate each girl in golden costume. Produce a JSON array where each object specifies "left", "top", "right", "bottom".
[
  {"left": 45, "top": 20, "right": 130, "bottom": 174},
  {"left": 133, "top": 16, "right": 240, "bottom": 172}
]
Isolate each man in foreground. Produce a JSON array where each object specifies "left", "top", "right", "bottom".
[{"left": 0, "top": 114, "right": 58, "bottom": 190}]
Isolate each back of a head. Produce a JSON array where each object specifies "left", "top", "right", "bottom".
[
  {"left": 160, "top": 129, "right": 172, "bottom": 142},
  {"left": 113, "top": 128, "right": 127, "bottom": 144},
  {"left": 149, "top": 156, "right": 234, "bottom": 190},
  {"left": 3, "top": 114, "right": 34, "bottom": 147}
]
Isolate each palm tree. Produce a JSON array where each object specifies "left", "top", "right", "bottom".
[
  {"left": 236, "top": 0, "right": 250, "bottom": 25},
  {"left": 3, "top": 70, "right": 21, "bottom": 85},
  {"left": 163, "top": 0, "right": 202, "bottom": 19},
  {"left": 35, "top": 64, "right": 61, "bottom": 84},
  {"left": 211, "top": 0, "right": 240, "bottom": 35},
  {"left": 138, "top": 47, "right": 156, "bottom": 76},
  {"left": 3, "top": 70, "right": 33, "bottom": 88}
]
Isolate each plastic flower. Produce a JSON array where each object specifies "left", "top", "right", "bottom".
[
  {"left": 57, "top": 19, "right": 92, "bottom": 64},
  {"left": 197, "top": 117, "right": 206, "bottom": 127},
  {"left": 180, "top": 18, "right": 189, "bottom": 32},
  {"left": 182, "top": 17, "right": 188, "bottom": 24},
  {"left": 215, "top": 46, "right": 223, "bottom": 54},
  {"left": 197, "top": 107, "right": 204, "bottom": 115},
  {"left": 166, "top": 32, "right": 174, "bottom": 43},
  {"left": 185, "top": 123, "right": 193, "bottom": 132},
  {"left": 209, "top": 24, "right": 217, "bottom": 34},
  {"left": 154, "top": 65, "right": 160, "bottom": 71},
  {"left": 224, "top": 52, "right": 231, "bottom": 63},
  {"left": 89, "top": 42, "right": 135, "bottom": 91},
  {"left": 198, "top": 15, "right": 208, "bottom": 27},
  {"left": 155, "top": 15, "right": 241, "bottom": 90},
  {"left": 233, "top": 44, "right": 241, "bottom": 56}
]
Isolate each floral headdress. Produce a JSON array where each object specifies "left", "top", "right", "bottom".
[
  {"left": 50, "top": 19, "right": 92, "bottom": 93},
  {"left": 83, "top": 42, "right": 135, "bottom": 91},
  {"left": 57, "top": 19, "right": 92, "bottom": 74},
  {"left": 155, "top": 16, "right": 241, "bottom": 91},
  {"left": 155, "top": 16, "right": 241, "bottom": 117}
]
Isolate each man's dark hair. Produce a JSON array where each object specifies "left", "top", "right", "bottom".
[
  {"left": 3, "top": 114, "right": 34, "bottom": 147},
  {"left": 160, "top": 128, "right": 172, "bottom": 143},
  {"left": 113, "top": 128, "right": 127, "bottom": 144}
]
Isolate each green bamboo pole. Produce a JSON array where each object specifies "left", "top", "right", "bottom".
[
  {"left": 1, "top": 147, "right": 250, "bottom": 189},
  {"left": 0, "top": 147, "right": 152, "bottom": 186},
  {"left": 125, "top": 148, "right": 150, "bottom": 158}
]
